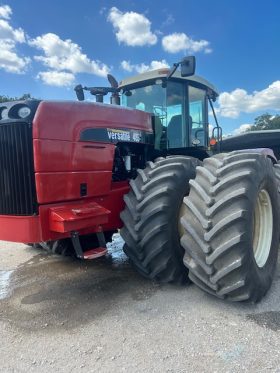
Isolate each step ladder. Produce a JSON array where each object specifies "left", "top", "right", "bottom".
[{"left": 71, "top": 231, "right": 107, "bottom": 260}]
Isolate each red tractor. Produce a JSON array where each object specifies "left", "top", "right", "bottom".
[{"left": 0, "top": 57, "right": 279, "bottom": 302}]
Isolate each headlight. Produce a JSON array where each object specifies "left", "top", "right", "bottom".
[
  {"left": 18, "top": 106, "right": 31, "bottom": 118},
  {"left": 1, "top": 107, "right": 9, "bottom": 120}
]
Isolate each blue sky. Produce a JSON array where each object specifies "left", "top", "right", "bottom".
[{"left": 1, "top": 0, "right": 280, "bottom": 134}]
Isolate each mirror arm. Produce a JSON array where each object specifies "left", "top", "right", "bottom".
[
  {"left": 208, "top": 96, "right": 222, "bottom": 151},
  {"left": 166, "top": 63, "right": 180, "bottom": 80}
]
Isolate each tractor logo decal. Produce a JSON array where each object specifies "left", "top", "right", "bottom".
[
  {"left": 107, "top": 128, "right": 142, "bottom": 143},
  {"left": 80, "top": 127, "right": 153, "bottom": 144},
  {"left": 107, "top": 129, "right": 131, "bottom": 142}
]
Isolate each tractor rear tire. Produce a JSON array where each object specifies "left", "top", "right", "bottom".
[
  {"left": 181, "top": 152, "right": 280, "bottom": 302},
  {"left": 274, "top": 161, "right": 280, "bottom": 189},
  {"left": 120, "top": 156, "right": 201, "bottom": 283}
]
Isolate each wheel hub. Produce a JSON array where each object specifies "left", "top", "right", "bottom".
[
  {"left": 178, "top": 201, "right": 187, "bottom": 239},
  {"left": 253, "top": 189, "right": 273, "bottom": 268}
]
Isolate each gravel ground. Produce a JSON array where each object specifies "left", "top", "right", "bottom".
[{"left": 1, "top": 235, "right": 280, "bottom": 372}]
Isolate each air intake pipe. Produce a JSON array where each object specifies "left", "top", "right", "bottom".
[{"left": 74, "top": 74, "right": 120, "bottom": 105}]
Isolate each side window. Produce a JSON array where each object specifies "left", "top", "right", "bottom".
[
  {"left": 166, "top": 82, "right": 185, "bottom": 148},
  {"left": 189, "top": 86, "right": 207, "bottom": 146}
]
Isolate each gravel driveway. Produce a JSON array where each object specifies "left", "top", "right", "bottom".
[{"left": 1, "top": 235, "right": 280, "bottom": 372}]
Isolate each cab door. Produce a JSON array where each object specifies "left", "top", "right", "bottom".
[{"left": 188, "top": 85, "right": 208, "bottom": 147}]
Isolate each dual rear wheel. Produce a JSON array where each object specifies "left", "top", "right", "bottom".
[{"left": 121, "top": 152, "right": 280, "bottom": 302}]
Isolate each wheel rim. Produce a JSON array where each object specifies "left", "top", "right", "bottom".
[
  {"left": 253, "top": 189, "right": 273, "bottom": 268},
  {"left": 178, "top": 201, "right": 187, "bottom": 239}
]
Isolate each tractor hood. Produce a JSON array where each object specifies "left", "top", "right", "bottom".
[{"left": 32, "top": 100, "right": 153, "bottom": 142}]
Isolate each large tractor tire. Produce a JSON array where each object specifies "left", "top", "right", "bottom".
[
  {"left": 120, "top": 156, "right": 201, "bottom": 283},
  {"left": 181, "top": 151, "right": 280, "bottom": 302},
  {"left": 274, "top": 161, "right": 280, "bottom": 187}
]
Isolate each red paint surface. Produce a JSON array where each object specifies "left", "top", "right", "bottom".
[
  {"left": 32, "top": 101, "right": 148, "bottom": 210},
  {"left": 0, "top": 215, "right": 42, "bottom": 243},
  {"left": 33, "top": 101, "right": 152, "bottom": 142},
  {"left": 83, "top": 247, "right": 108, "bottom": 259},
  {"left": 49, "top": 202, "right": 110, "bottom": 233},
  {"left": 0, "top": 181, "right": 129, "bottom": 243},
  {"left": 35, "top": 171, "right": 112, "bottom": 204},
  {"left": 33, "top": 140, "right": 115, "bottom": 172},
  {"left": 39, "top": 181, "right": 129, "bottom": 242},
  {"left": 1, "top": 100, "right": 146, "bottom": 243}
]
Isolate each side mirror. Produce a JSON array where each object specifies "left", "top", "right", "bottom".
[
  {"left": 181, "top": 56, "right": 196, "bottom": 77},
  {"left": 74, "top": 84, "right": 85, "bottom": 101},
  {"left": 107, "top": 74, "right": 118, "bottom": 88}
]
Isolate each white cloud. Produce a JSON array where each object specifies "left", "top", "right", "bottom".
[
  {"left": 162, "top": 32, "right": 212, "bottom": 54},
  {"left": 0, "top": 6, "right": 30, "bottom": 73},
  {"left": 121, "top": 59, "right": 169, "bottom": 74},
  {"left": 37, "top": 71, "right": 75, "bottom": 87},
  {"left": 218, "top": 81, "right": 280, "bottom": 118},
  {"left": 233, "top": 123, "right": 252, "bottom": 135},
  {"left": 108, "top": 7, "right": 157, "bottom": 46},
  {"left": 0, "top": 40, "right": 30, "bottom": 73},
  {"left": 121, "top": 60, "right": 134, "bottom": 72},
  {"left": 29, "top": 33, "right": 110, "bottom": 86},
  {"left": 0, "top": 4, "right": 12, "bottom": 19},
  {"left": 29, "top": 33, "right": 110, "bottom": 78},
  {"left": 0, "top": 19, "right": 25, "bottom": 43}
]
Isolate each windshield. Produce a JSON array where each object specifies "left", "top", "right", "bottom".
[{"left": 121, "top": 84, "right": 165, "bottom": 116}]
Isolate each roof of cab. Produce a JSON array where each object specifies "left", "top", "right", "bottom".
[{"left": 119, "top": 69, "right": 219, "bottom": 96}]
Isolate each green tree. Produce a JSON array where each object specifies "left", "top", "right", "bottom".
[
  {"left": 0, "top": 93, "right": 34, "bottom": 103},
  {"left": 249, "top": 113, "right": 280, "bottom": 131}
]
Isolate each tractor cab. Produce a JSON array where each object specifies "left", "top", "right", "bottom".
[
  {"left": 74, "top": 57, "right": 220, "bottom": 156},
  {"left": 119, "top": 67, "right": 219, "bottom": 151}
]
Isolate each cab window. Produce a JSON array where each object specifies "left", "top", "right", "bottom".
[
  {"left": 166, "top": 81, "right": 185, "bottom": 148},
  {"left": 189, "top": 86, "right": 207, "bottom": 146}
]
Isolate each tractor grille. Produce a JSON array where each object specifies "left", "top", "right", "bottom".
[{"left": 0, "top": 122, "right": 37, "bottom": 215}]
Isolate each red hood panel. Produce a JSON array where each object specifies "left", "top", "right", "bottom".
[{"left": 33, "top": 101, "right": 153, "bottom": 141}]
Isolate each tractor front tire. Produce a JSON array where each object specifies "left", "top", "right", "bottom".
[
  {"left": 181, "top": 152, "right": 280, "bottom": 302},
  {"left": 120, "top": 156, "right": 201, "bottom": 283}
]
